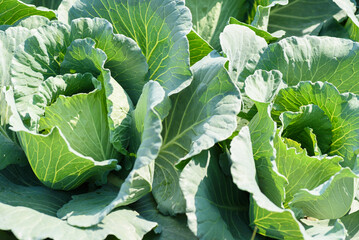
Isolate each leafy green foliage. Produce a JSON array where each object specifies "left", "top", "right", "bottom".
[{"left": 1, "top": 0, "right": 359, "bottom": 239}]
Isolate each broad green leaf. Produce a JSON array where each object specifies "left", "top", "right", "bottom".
[
  {"left": 244, "top": 70, "right": 287, "bottom": 206},
  {"left": 230, "top": 127, "right": 308, "bottom": 239},
  {"left": 0, "top": 0, "right": 56, "bottom": 25},
  {"left": 341, "top": 210, "right": 359, "bottom": 239},
  {"left": 274, "top": 132, "right": 342, "bottom": 206},
  {"left": 186, "top": 0, "right": 248, "bottom": 49},
  {"left": 0, "top": 166, "right": 156, "bottom": 240},
  {"left": 132, "top": 194, "right": 196, "bottom": 240},
  {"left": 68, "top": 18, "right": 149, "bottom": 103},
  {"left": 244, "top": 69, "right": 286, "bottom": 103},
  {"left": 220, "top": 25, "right": 267, "bottom": 84},
  {"left": 301, "top": 219, "right": 346, "bottom": 240},
  {"left": 273, "top": 81, "right": 359, "bottom": 168},
  {"left": 68, "top": 0, "right": 192, "bottom": 96},
  {"left": 290, "top": 168, "right": 357, "bottom": 219},
  {"left": 187, "top": 30, "right": 213, "bottom": 66},
  {"left": 229, "top": 17, "right": 281, "bottom": 43},
  {"left": 153, "top": 53, "right": 241, "bottom": 215},
  {"left": 57, "top": 81, "right": 167, "bottom": 227},
  {"left": 251, "top": 36, "right": 359, "bottom": 94},
  {"left": 39, "top": 90, "right": 118, "bottom": 163},
  {"left": 180, "top": 149, "right": 254, "bottom": 240},
  {"left": 17, "top": 125, "right": 118, "bottom": 190},
  {"left": 267, "top": 0, "right": 344, "bottom": 37}
]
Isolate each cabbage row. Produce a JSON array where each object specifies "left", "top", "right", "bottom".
[{"left": 1, "top": 0, "right": 359, "bottom": 239}]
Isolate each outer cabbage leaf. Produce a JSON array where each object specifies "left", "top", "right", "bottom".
[
  {"left": 249, "top": 36, "right": 359, "bottom": 94},
  {"left": 68, "top": 0, "right": 192, "bottom": 96},
  {"left": 220, "top": 25, "right": 267, "bottom": 84},
  {"left": 67, "top": 17, "right": 149, "bottom": 103},
  {"left": 0, "top": 0, "right": 56, "bottom": 25},
  {"left": 290, "top": 168, "right": 357, "bottom": 219},
  {"left": 180, "top": 148, "right": 255, "bottom": 240},
  {"left": 0, "top": 166, "right": 156, "bottom": 240},
  {"left": 244, "top": 70, "right": 288, "bottom": 206},
  {"left": 153, "top": 52, "right": 241, "bottom": 215}
]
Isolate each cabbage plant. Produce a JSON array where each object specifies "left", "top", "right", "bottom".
[
  {"left": 0, "top": 0, "right": 241, "bottom": 239},
  {"left": 2, "top": 0, "right": 359, "bottom": 240}
]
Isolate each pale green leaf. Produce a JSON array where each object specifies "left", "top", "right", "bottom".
[
  {"left": 220, "top": 25, "right": 267, "bottom": 84},
  {"left": 251, "top": 36, "right": 359, "bottom": 94},
  {"left": 0, "top": 132, "right": 26, "bottom": 170},
  {"left": 230, "top": 126, "right": 307, "bottom": 239},
  {"left": 68, "top": 0, "right": 192, "bottom": 96},
  {"left": 153, "top": 53, "right": 241, "bottom": 215},
  {"left": 274, "top": 132, "right": 343, "bottom": 206},
  {"left": 244, "top": 69, "right": 286, "bottom": 103},
  {"left": 0, "top": 166, "right": 156, "bottom": 240},
  {"left": 290, "top": 168, "right": 357, "bottom": 219},
  {"left": 0, "top": 0, "right": 56, "bottom": 25},
  {"left": 68, "top": 18, "right": 149, "bottom": 103},
  {"left": 244, "top": 70, "right": 288, "bottom": 206},
  {"left": 180, "top": 149, "right": 254, "bottom": 240}
]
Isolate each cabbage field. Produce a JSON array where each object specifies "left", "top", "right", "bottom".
[{"left": 1, "top": 0, "right": 359, "bottom": 239}]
